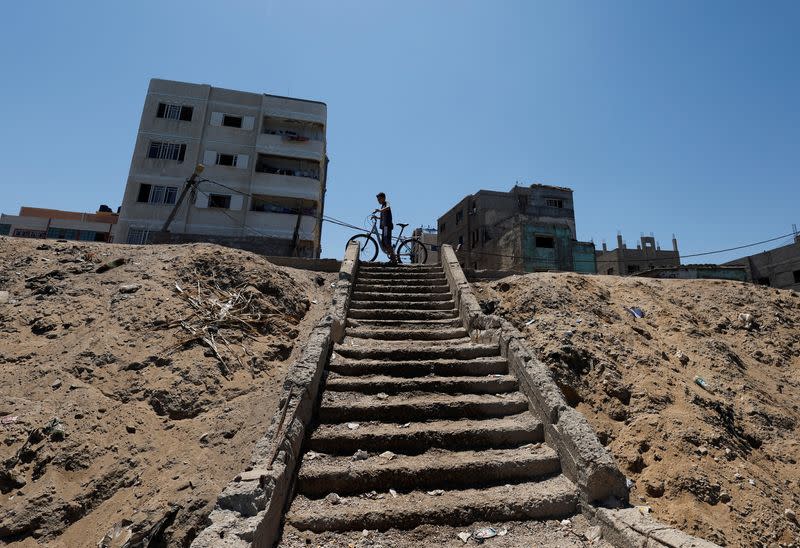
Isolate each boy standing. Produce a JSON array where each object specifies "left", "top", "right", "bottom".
[{"left": 373, "top": 192, "right": 396, "bottom": 264}]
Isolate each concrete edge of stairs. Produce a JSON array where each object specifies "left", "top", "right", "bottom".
[
  {"left": 190, "top": 241, "right": 363, "bottom": 548},
  {"left": 437, "top": 244, "right": 723, "bottom": 548}
]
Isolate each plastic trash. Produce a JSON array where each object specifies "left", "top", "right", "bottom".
[
  {"left": 524, "top": 318, "right": 536, "bottom": 326},
  {"left": 398, "top": 422, "right": 411, "bottom": 429},
  {"left": 426, "top": 489, "right": 444, "bottom": 496},
  {"left": 497, "top": 528, "right": 508, "bottom": 536},
  {"left": 625, "top": 307, "right": 646, "bottom": 319},
  {"left": 1, "top": 416, "right": 18, "bottom": 425},
  {"left": 457, "top": 532, "right": 471, "bottom": 544},
  {"left": 389, "top": 489, "right": 398, "bottom": 498},
  {"left": 694, "top": 376, "right": 710, "bottom": 390},
  {"left": 473, "top": 527, "right": 497, "bottom": 540},
  {"left": 346, "top": 422, "right": 360, "bottom": 430}
]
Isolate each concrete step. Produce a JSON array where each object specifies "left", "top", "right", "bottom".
[
  {"left": 357, "top": 271, "right": 446, "bottom": 281},
  {"left": 340, "top": 336, "right": 472, "bottom": 348},
  {"left": 297, "top": 445, "right": 560, "bottom": 497},
  {"left": 348, "top": 308, "right": 458, "bottom": 321},
  {"left": 349, "top": 300, "right": 455, "bottom": 311},
  {"left": 347, "top": 317, "right": 464, "bottom": 329},
  {"left": 333, "top": 342, "right": 498, "bottom": 361},
  {"left": 327, "top": 356, "right": 509, "bottom": 377},
  {"left": 318, "top": 392, "right": 529, "bottom": 423},
  {"left": 351, "top": 291, "right": 453, "bottom": 302},
  {"left": 286, "top": 474, "right": 578, "bottom": 532},
  {"left": 359, "top": 265, "right": 443, "bottom": 273},
  {"left": 356, "top": 276, "right": 446, "bottom": 286},
  {"left": 355, "top": 283, "right": 451, "bottom": 294},
  {"left": 308, "top": 413, "right": 542, "bottom": 455},
  {"left": 344, "top": 327, "right": 468, "bottom": 341},
  {"left": 324, "top": 373, "right": 518, "bottom": 395}
]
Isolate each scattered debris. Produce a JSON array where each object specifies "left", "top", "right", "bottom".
[
  {"left": 473, "top": 527, "right": 498, "bottom": 540},
  {"left": 625, "top": 306, "right": 646, "bottom": 319},
  {"left": 389, "top": 489, "right": 398, "bottom": 498},
  {"left": 785, "top": 508, "right": 797, "bottom": 524},
  {"left": 126, "top": 425, "right": 137, "bottom": 434},
  {"left": 325, "top": 493, "right": 341, "bottom": 505},
  {"left": 694, "top": 376, "right": 710, "bottom": 391},
  {"left": 118, "top": 283, "right": 141, "bottom": 294},
  {"left": 346, "top": 422, "right": 360, "bottom": 430},
  {"left": 352, "top": 449, "right": 369, "bottom": 461},
  {"left": 1, "top": 415, "right": 19, "bottom": 425},
  {"left": 398, "top": 422, "right": 411, "bottom": 428},
  {"left": 524, "top": 317, "right": 536, "bottom": 326},
  {"left": 376, "top": 392, "right": 389, "bottom": 400},
  {"left": 457, "top": 532, "right": 471, "bottom": 544},
  {"left": 95, "top": 258, "right": 126, "bottom": 273},
  {"left": 676, "top": 350, "right": 690, "bottom": 365},
  {"left": 560, "top": 519, "right": 571, "bottom": 526},
  {"left": 97, "top": 520, "right": 133, "bottom": 548},
  {"left": 0, "top": 290, "right": 9, "bottom": 304},
  {"left": 636, "top": 505, "right": 652, "bottom": 514},
  {"left": 426, "top": 489, "right": 445, "bottom": 496},
  {"left": 497, "top": 528, "right": 508, "bottom": 536},
  {"left": 305, "top": 451, "right": 320, "bottom": 461},
  {"left": 379, "top": 451, "right": 396, "bottom": 460},
  {"left": 51, "top": 379, "right": 62, "bottom": 389}
]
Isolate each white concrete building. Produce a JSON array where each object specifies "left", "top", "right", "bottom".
[{"left": 115, "top": 79, "right": 328, "bottom": 257}]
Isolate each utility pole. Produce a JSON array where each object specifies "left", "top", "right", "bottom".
[{"left": 161, "top": 164, "right": 205, "bottom": 233}]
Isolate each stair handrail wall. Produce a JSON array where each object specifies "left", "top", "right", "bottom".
[
  {"left": 439, "top": 244, "right": 628, "bottom": 505},
  {"left": 439, "top": 245, "right": 722, "bottom": 548},
  {"left": 192, "top": 241, "right": 361, "bottom": 548}
]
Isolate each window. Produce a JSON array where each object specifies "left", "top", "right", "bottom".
[
  {"left": 456, "top": 210, "right": 463, "bottom": 224},
  {"left": 627, "top": 265, "right": 639, "bottom": 274},
  {"left": 535, "top": 236, "right": 554, "bottom": 248},
  {"left": 126, "top": 228, "right": 150, "bottom": 245},
  {"left": 439, "top": 223, "right": 446, "bottom": 233},
  {"left": 545, "top": 198, "right": 564, "bottom": 208},
  {"left": 607, "top": 268, "right": 614, "bottom": 275},
  {"left": 793, "top": 270, "right": 800, "bottom": 284},
  {"left": 156, "top": 102, "right": 193, "bottom": 121},
  {"left": 47, "top": 227, "right": 78, "bottom": 240},
  {"left": 216, "top": 153, "right": 236, "bottom": 166},
  {"left": 222, "top": 115, "right": 243, "bottom": 128},
  {"left": 13, "top": 229, "right": 46, "bottom": 238},
  {"left": 471, "top": 229, "right": 479, "bottom": 247},
  {"left": 0, "top": 224, "right": 10, "bottom": 235},
  {"left": 148, "top": 142, "right": 186, "bottom": 162},
  {"left": 208, "top": 194, "right": 232, "bottom": 209},
  {"left": 137, "top": 184, "right": 177, "bottom": 204}
]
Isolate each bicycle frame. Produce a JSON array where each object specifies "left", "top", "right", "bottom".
[{"left": 366, "top": 216, "right": 407, "bottom": 246}]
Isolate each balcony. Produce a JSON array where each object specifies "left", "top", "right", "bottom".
[
  {"left": 251, "top": 171, "right": 322, "bottom": 202},
  {"left": 256, "top": 133, "right": 324, "bottom": 161}
]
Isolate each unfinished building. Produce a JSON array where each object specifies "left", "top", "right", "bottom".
[
  {"left": 114, "top": 78, "right": 328, "bottom": 257},
  {"left": 724, "top": 234, "right": 800, "bottom": 291},
  {"left": 437, "top": 183, "right": 596, "bottom": 273},
  {"left": 0, "top": 206, "right": 118, "bottom": 242},
  {"left": 596, "top": 233, "right": 680, "bottom": 276}
]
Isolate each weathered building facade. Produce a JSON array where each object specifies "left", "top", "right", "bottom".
[
  {"left": 411, "top": 227, "right": 439, "bottom": 264},
  {"left": 724, "top": 235, "right": 800, "bottom": 291},
  {"left": 0, "top": 206, "right": 118, "bottom": 242},
  {"left": 635, "top": 264, "right": 747, "bottom": 282},
  {"left": 114, "top": 79, "right": 328, "bottom": 257},
  {"left": 596, "top": 233, "right": 680, "bottom": 276},
  {"left": 437, "top": 184, "right": 596, "bottom": 273}
]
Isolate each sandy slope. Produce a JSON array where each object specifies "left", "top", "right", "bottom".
[
  {"left": 0, "top": 237, "right": 333, "bottom": 546},
  {"left": 476, "top": 273, "right": 800, "bottom": 547}
]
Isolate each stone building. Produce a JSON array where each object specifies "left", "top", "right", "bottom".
[
  {"left": 596, "top": 233, "right": 680, "bottom": 276},
  {"left": 437, "top": 183, "right": 596, "bottom": 273},
  {"left": 0, "top": 206, "right": 118, "bottom": 242},
  {"left": 724, "top": 234, "right": 800, "bottom": 291},
  {"left": 114, "top": 78, "right": 328, "bottom": 257}
]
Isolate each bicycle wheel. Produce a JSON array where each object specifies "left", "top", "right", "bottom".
[
  {"left": 347, "top": 234, "right": 379, "bottom": 262},
  {"left": 396, "top": 238, "right": 427, "bottom": 264}
]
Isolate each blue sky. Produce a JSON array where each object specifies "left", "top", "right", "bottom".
[{"left": 0, "top": 1, "right": 797, "bottom": 261}]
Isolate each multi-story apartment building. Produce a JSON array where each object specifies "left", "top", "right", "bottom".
[
  {"left": 596, "top": 233, "right": 680, "bottom": 275},
  {"left": 114, "top": 79, "right": 328, "bottom": 257},
  {"left": 437, "top": 183, "right": 596, "bottom": 273},
  {"left": 0, "top": 206, "right": 118, "bottom": 242},
  {"left": 724, "top": 233, "right": 800, "bottom": 291}
]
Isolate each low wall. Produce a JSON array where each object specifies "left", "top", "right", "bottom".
[
  {"left": 190, "top": 242, "right": 359, "bottom": 547},
  {"left": 264, "top": 256, "right": 341, "bottom": 273},
  {"left": 440, "top": 244, "right": 720, "bottom": 548}
]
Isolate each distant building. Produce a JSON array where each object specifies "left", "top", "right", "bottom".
[
  {"left": 596, "top": 233, "right": 680, "bottom": 276},
  {"left": 437, "top": 183, "right": 596, "bottom": 273},
  {"left": 411, "top": 227, "right": 439, "bottom": 264},
  {"left": 635, "top": 264, "right": 747, "bottom": 282},
  {"left": 0, "top": 206, "right": 118, "bottom": 242},
  {"left": 724, "top": 234, "right": 800, "bottom": 291},
  {"left": 114, "top": 78, "right": 328, "bottom": 257}
]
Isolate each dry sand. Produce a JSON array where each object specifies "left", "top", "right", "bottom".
[
  {"left": 476, "top": 273, "right": 800, "bottom": 547},
  {"left": 0, "top": 237, "right": 334, "bottom": 546}
]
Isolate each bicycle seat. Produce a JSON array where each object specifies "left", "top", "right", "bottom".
[{"left": 397, "top": 223, "right": 409, "bottom": 228}]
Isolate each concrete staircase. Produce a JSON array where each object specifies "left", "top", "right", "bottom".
[{"left": 283, "top": 263, "right": 580, "bottom": 535}]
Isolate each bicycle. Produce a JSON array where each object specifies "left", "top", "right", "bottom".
[{"left": 346, "top": 215, "right": 429, "bottom": 264}]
